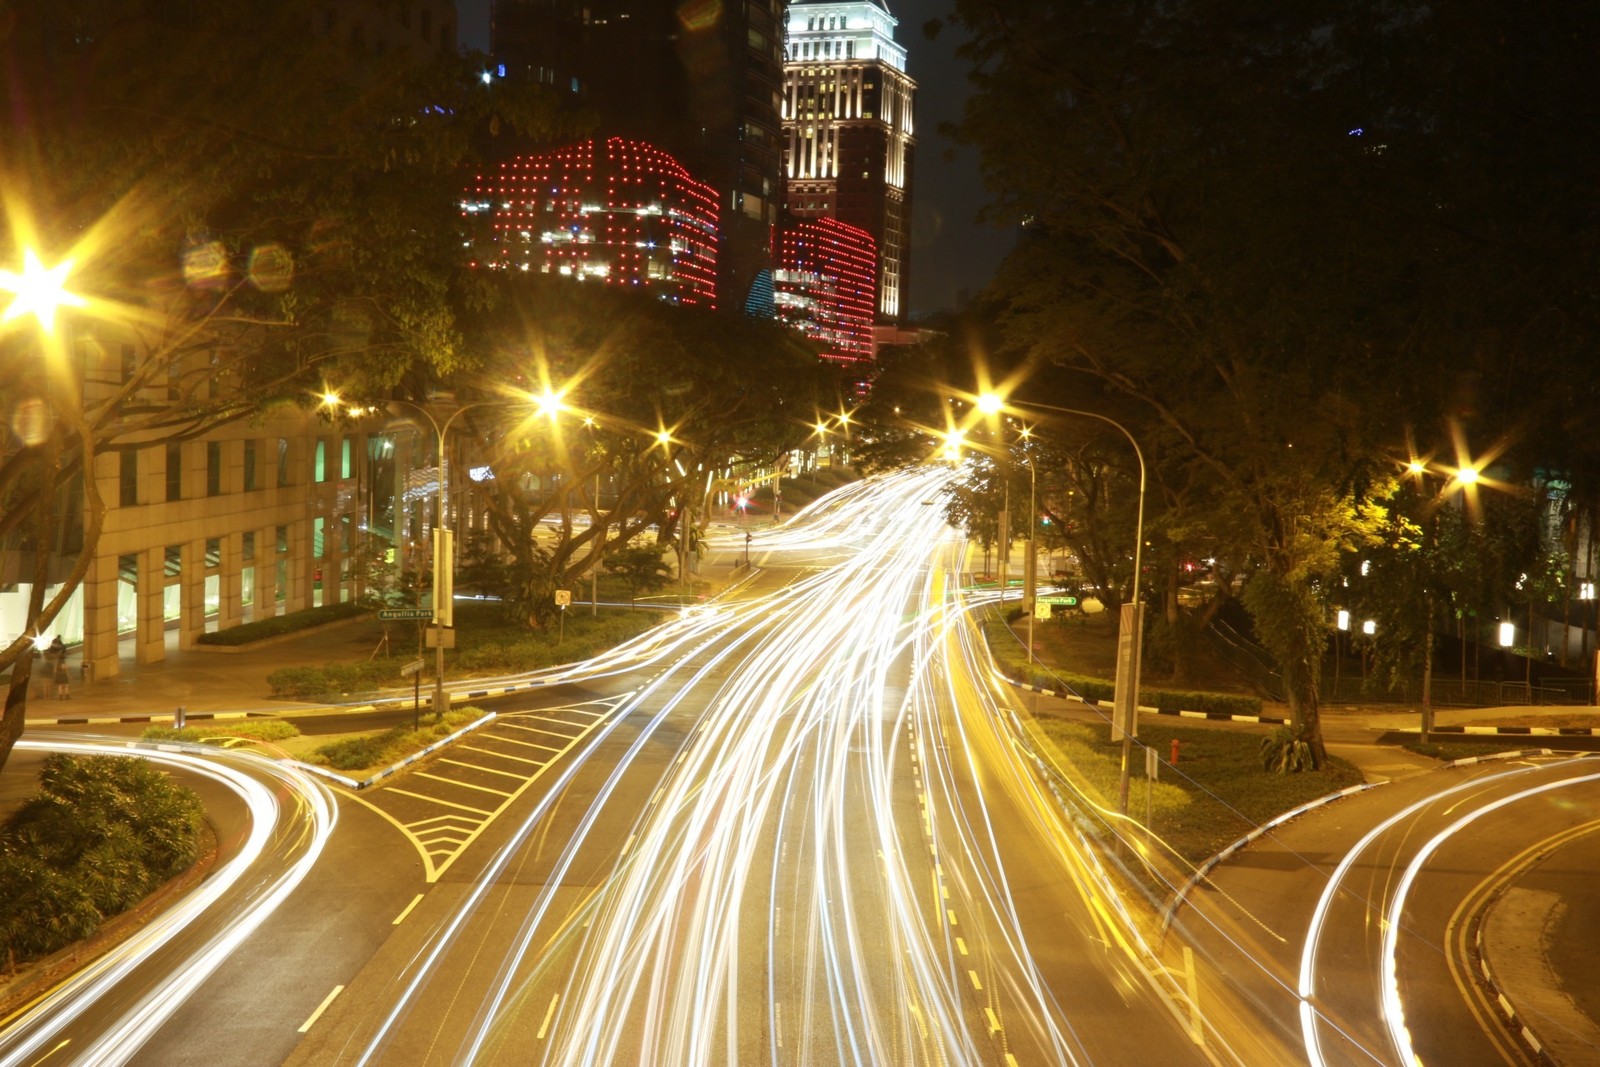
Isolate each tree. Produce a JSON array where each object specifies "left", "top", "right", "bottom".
[
  {"left": 0, "top": 0, "right": 575, "bottom": 769},
  {"left": 942, "top": 0, "right": 1600, "bottom": 765},
  {"left": 605, "top": 543, "right": 675, "bottom": 606},
  {"left": 349, "top": 277, "right": 835, "bottom": 626}
]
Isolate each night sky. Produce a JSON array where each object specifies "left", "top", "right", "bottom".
[{"left": 453, "top": 0, "right": 1011, "bottom": 319}]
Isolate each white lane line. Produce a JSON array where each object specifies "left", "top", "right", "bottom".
[
  {"left": 392, "top": 893, "right": 423, "bottom": 925},
  {"left": 298, "top": 985, "right": 345, "bottom": 1033},
  {"left": 536, "top": 994, "right": 560, "bottom": 1040}
]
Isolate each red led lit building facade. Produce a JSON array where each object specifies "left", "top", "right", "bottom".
[
  {"left": 464, "top": 137, "right": 720, "bottom": 307},
  {"left": 775, "top": 217, "right": 877, "bottom": 365}
]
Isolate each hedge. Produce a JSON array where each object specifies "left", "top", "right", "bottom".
[
  {"left": 0, "top": 754, "right": 204, "bottom": 966},
  {"left": 196, "top": 601, "right": 367, "bottom": 646}
]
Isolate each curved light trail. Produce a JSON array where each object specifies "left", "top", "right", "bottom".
[
  {"left": 332, "top": 467, "right": 1236, "bottom": 1066},
  {"left": 0, "top": 738, "right": 336, "bottom": 1066}
]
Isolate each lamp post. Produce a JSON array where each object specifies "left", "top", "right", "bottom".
[
  {"left": 1409, "top": 459, "right": 1481, "bottom": 741},
  {"left": 2, "top": 246, "right": 90, "bottom": 718},
  {"left": 332, "top": 391, "right": 552, "bottom": 717},
  {"left": 981, "top": 393, "right": 1147, "bottom": 817}
]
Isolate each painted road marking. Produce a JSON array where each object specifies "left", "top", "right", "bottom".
[
  {"left": 968, "top": 969, "right": 983, "bottom": 991},
  {"left": 536, "top": 994, "right": 560, "bottom": 1040},
  {"left": 392, "top": 893, "right": 423, "bottom": 925},
  {"left": 357, "top": 698, "right": 628, "bottom": 880},
  {"left": 438, "top": 757, "right": 524, "bottom": 780},
  {"left": 460, "top": 744, "right": 543, "bottom": 766},
  {"left": 298, "top": 985, "right": 345, "bottom": 1033},
  {"left": 384, "top": 789, "right": 494, "bottom": 816},
  {"left": 414, "top": 771, "right": 514, "bottom": 798}
]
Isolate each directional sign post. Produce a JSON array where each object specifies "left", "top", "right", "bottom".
[
  {"left": 1041, "top": 596, "right": 1079, "bottom": 607},
  {"left": 401, "top": 659, "right": 425, "bottom": 730},
  {"left": 555, "top": 590, "right": 572, "bottom": 646},
  {"left": 378, "top": 608, "right": 435, "bottom": 621}
]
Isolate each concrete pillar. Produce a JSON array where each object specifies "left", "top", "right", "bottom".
[
  {"left": 218, "top": 531, "right": 243, "bottom": 632},
  {"left": 178, "top": 538, "right": 205, "bottom": 650},
  {"left": 286, "top": 519, "right": 311, "bottom": 613},
  {"left": 136, "top": 545, "right": 165, "bottom": 665},
  {"left": 80, "top": 554, "right": 121, "bottom": 682},
  {"left": 255, "top": 524, "right": 279, "bottom": 619}
]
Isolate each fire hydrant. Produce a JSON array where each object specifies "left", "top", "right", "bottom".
[{"left": 1170, "top": 737, "right": 1181, "bottom": 765}]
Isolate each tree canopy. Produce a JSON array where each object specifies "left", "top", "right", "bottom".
[
  {"left": 0, "top": 0, "right": 575, "bottom": 763},
  {"left": 938, "top": 0, "right": 1600, "bottom": 760}
]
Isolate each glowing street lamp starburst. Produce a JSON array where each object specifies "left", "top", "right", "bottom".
[{"left": 0, "top": 249, "right": 87, "bottom": 332}]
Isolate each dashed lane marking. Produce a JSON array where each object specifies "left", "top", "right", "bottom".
[
  {"left": 298, "top": 986, "right": 345, "bottom": 1033},
  {"left": 392, "top": 893, "right": 423, "bottom": 925}
]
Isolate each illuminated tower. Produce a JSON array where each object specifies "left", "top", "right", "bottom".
[
  {"left": 464, "top": 137, "right": 720, "bottom": 308},
  {"left": 782, "top": 1, "right": 915, "bottom": 324}
]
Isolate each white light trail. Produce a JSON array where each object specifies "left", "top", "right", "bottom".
[{"left": 0, "top": 739, "right": 335, "bottom": 1066}]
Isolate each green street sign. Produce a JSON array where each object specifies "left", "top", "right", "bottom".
[
  {"left": 1041, "top": 596, "right": 1079, "bottom": 607},
  {"left": 378, "top": 608, "right": 435, "bottom": 620}
]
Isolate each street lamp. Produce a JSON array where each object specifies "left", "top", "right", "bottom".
[
  {"left": 980, "top": 392, "right": 1148, "bottom": 817},
  {"left": 327, "top": 390, "right": 553, "bottom": 717},
  {"left": 1409, "top": 458, "right": 1482, "bottom": 740}
]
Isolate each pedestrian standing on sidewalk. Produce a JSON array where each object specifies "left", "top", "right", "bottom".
[
  {"left": 43, "top": 636, "right": 64, "bottom": 700},
  {"left": 49, "top": 636, "right": 70, "bottom": 699}
]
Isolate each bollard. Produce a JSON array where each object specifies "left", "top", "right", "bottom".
[
  {"left": 175, "top": 705, "right": 186, "bottom": 731},
  {"left": 1170, "top": 737, "right": 1180, "bottom": 765}
]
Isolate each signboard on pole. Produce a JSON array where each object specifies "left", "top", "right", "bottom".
[
  {"left": 424, "top": 627, "right": 456, "bottom": 649},
  {"left": 400, "top": 658, "right": 424, "bottom": 676},
  {"left": 1111, "top": 602, "right": 1144, "bottom": 742},
  {"left": 378, "top": 608, "right": 435, "bottom": 620},
  {"left": 553, "top": 589, "right": 573, "bottom": 607}
]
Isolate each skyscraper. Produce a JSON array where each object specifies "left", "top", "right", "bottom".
[
  {"left": 489, "top": 1, "right": 787, "bottom": 314},
  {"left": 781, "top": 1, "right": 915, "bottom": 324}
]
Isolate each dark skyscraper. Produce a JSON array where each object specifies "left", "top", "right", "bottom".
[
  {"left": 781, "top": 1, "right": 915, "bottom": 325},
  {"left": 489, "top": 0, "right": 787, "bottom": 313}
]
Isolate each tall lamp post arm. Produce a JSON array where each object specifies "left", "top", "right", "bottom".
[{"left": 999, "top": 399, "right": 1148, "bottom": 820}]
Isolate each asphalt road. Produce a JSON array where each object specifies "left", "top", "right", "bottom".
[
  {"left": 269, "top": 470, "right": 1230, "bottom": 1065},
  {"left": 1174, "top": 751, "right": 1600, "bottom": 1066}
]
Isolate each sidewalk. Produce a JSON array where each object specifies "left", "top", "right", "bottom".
[
  {"left": 22, "top": 536, "right": 758, "bottom": 728},
  {"left": 20, "top": 618, "right": 388, "bottom": 726}
]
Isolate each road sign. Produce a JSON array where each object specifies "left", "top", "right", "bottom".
[
  {"left": 399, "top": 658, "right": 424, "bottom": 676},
  {"left": 1041, "top": 596, "right": 1079, "bottom": 607},
  {"left": 424, "top": 626, "right": 456, "bottom": 649},
  {"left": 554, "top": 589, "right": 573, "bottom": 607},
  {"left": 378, "top": 608, "right": 434, "bottom": 620}
]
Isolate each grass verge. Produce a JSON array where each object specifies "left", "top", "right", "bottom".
[
  {"left": 267, "top": 603, "right": 660, "bottom": 699},
  {"left": 1400, "top": 738, "right": 1528, "bottom": 762},
  {"left": 1030, "top": 716, "right": 1365, "bottom": 867},
  {"left": 140, "top": 721, "right": 300, "bottom": 746},
  {"left": 305, "top": 707, "right": 489, "bottom": 777}
]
